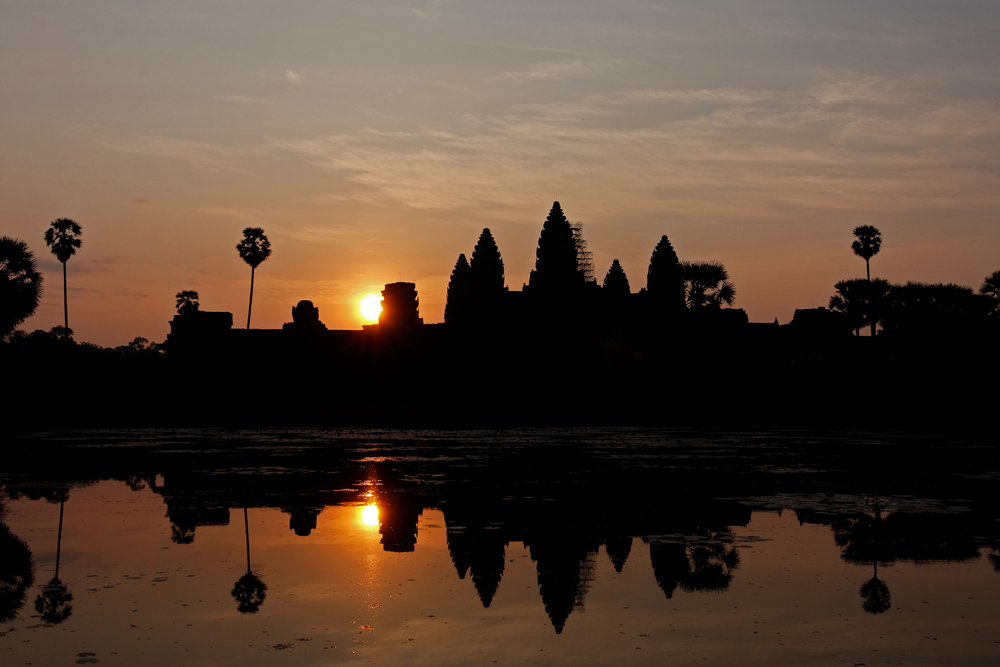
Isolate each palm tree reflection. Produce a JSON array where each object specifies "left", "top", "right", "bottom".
[
  {"left": 832, "top": 511, "right": 893, "bottom": 615},
  {"left": 231, "top": 507, "right": 266, "bottom": 614},
  {"left": 647, "top": 534, "right": 740, "bottom": 600},
  {"left": 34, "top": 495, "right": 73, "bottom": 624},
  {"left": 860, "top": 561, "right": 891, "bottom": 614}
]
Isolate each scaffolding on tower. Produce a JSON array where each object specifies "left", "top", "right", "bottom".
[{"left": 570, "top": 222, "right": 596, "bottom": 284}]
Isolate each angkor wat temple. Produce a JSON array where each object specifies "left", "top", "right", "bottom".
[
  {"left": 156, "top": 202, "right": 964, "bottom": 424},
  {"left": 163, "top": 201, "right": 837, "bottom": 354}
]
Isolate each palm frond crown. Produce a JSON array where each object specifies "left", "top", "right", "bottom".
[
  {"left": 851, "top": 225, "right": 882, "bottom": 262},
  {"left": 43, "top": 219, "right": 83, "bottom": 264},
  {"left": 0, "top": 237, "right": 44, "bottom": 337},
  {"left": 236, "top": 228, "right": 271, "bottom": 269}
]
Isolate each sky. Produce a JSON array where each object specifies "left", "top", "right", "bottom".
[{"left": 2, "top": 0, "right": 999, "bottom": 346}]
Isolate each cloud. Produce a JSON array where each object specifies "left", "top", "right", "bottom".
[
  {"left": 102, "top": 134, "right": 258, "bottom": 171},
  {"left": 274, "top": 77, "right": 1000, "bottom": 219},
  {"left": 216, "top": 94, "right": 269, "bottom": 104},
  {"left": 39, "top": 256, "right": 125, "bottom": 276},
  {"left": 498, "top": 59, "right": 615, "bottom": 82},
  {"left": 284, "top": 225, "right": 351, "bottom": 244},
  {"left": 285, "top": 69, "right": 304, "bottom": 84},
  {"left": 412, "top": 8, "right": 427, "bottom": 19},
  {"left": 193, "top": 207, "right": 271, "bottom": 226}
]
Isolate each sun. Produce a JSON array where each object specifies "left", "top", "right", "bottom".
[{"left": 360, "top": 294, "right": 382, "bottom": 322}]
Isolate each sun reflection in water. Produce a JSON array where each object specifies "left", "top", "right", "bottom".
[{"left": 361, "top": 503, "right": 380, "bottom": 527}]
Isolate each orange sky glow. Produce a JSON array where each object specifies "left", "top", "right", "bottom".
[{"left": 3, "top": 1, "right": 999, "bottom": 346}]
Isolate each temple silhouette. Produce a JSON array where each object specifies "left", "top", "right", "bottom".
[
  {"left": 3, "top": 200, "right": 996, "bottom": 430},
  {"left": 153, "top": 201, "right": 898, "bottom": 425},
  {"left": 165, "top": 202, "right": 756, "bottom": 348}
]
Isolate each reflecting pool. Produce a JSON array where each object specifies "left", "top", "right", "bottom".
[{"left": 1, "top": 428, "right": 999, "bottom": 665}]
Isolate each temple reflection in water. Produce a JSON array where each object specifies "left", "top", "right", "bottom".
[
  {"left": 4, "top": 469, "right": 999, "bottom": 634},
  {"left": 2, "top": 428, "right": 1000, "bottom": 667}
]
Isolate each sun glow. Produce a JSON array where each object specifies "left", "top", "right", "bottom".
[
  {"left": 361, "top": 504, "right": 380, "bottom": 527},
  {"left": 360, "top": 294, "right": 382, "bottom": 322}
]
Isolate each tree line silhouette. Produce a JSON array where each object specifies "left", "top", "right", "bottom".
[
  {"left": 826, "top": 225, "right": 1000, "bottom": 338},
  {"left": 3, "top": 207, "right": 998, "bottom": 343},
  {"left": 2, "top": 205, "right": 1000, "bottom": 428}
]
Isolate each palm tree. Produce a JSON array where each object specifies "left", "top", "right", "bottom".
[
  {"left": 851, "top": 225, "right": 882, "bottom": 281},
  {"left": 679, "top": 261, "right": 736, "bottom": 308},
  {"left": 865, "top": 278, "right": 892, "bottom": 337},
  {"left": 175, "top": 290, "right": 200, "bottom": 316},
  {"left": 236, "top": 227, "right": 271, "bottom": 329},
  {"left": 829, "top": 279, "right": 871, "bottom": 336},
  {"left": 43, "top": 219, "right": 82, "bottom": 332},
  {"left": 0, "top": 237, "right": 43, "bottom": 339}
]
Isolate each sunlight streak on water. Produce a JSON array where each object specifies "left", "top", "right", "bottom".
[{"left": 361, "top": 503, "right": 379, "bottom": 528}]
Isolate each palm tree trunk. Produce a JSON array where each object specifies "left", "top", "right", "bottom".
[
  {"left": 866, "top": 260, "right": 875, "bottom": 337},
  {"left": 246, "top": 266, "right": 255, "bottom": 330},
  {"left": 244, "top": 506, "right": 251, "bottom": 573},
  {"left": 62, "top": 261, "right": 68, "bottom": 332},
  {"left": 55, "top": 499, "right": 65, "bottom": 579}
]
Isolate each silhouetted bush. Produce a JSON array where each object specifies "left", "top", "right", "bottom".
[{"left": 881, "top": 282, "right": 993, "bottom": 339}]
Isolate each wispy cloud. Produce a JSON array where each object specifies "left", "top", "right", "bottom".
[
  {"left": 285, "top": 69, "right": 304, "bottom": 84},
  {"left": 274, "top": 77, "right": 1000, "bottom": 218},
  {"left": 39, "top": 256, "right": 126, "bottom": 276},
  {"left": 498, "top": 59, "right": 615, "bottom": 82},
  {"left": 103, "top": 134, "right": 258, "bottom": 171},
  {"left": 284, "top": 225, "right": 351, "bottom": 244},
  {"left": 193, "top": 207, "right": 271, "bottom": 225},
  {"left": 216, "top": 94, "right": 270, "bottom": 104}
]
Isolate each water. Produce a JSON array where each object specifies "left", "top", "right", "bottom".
[{"left": 1, "top": 428, "right": 998, "bottom": 666}]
